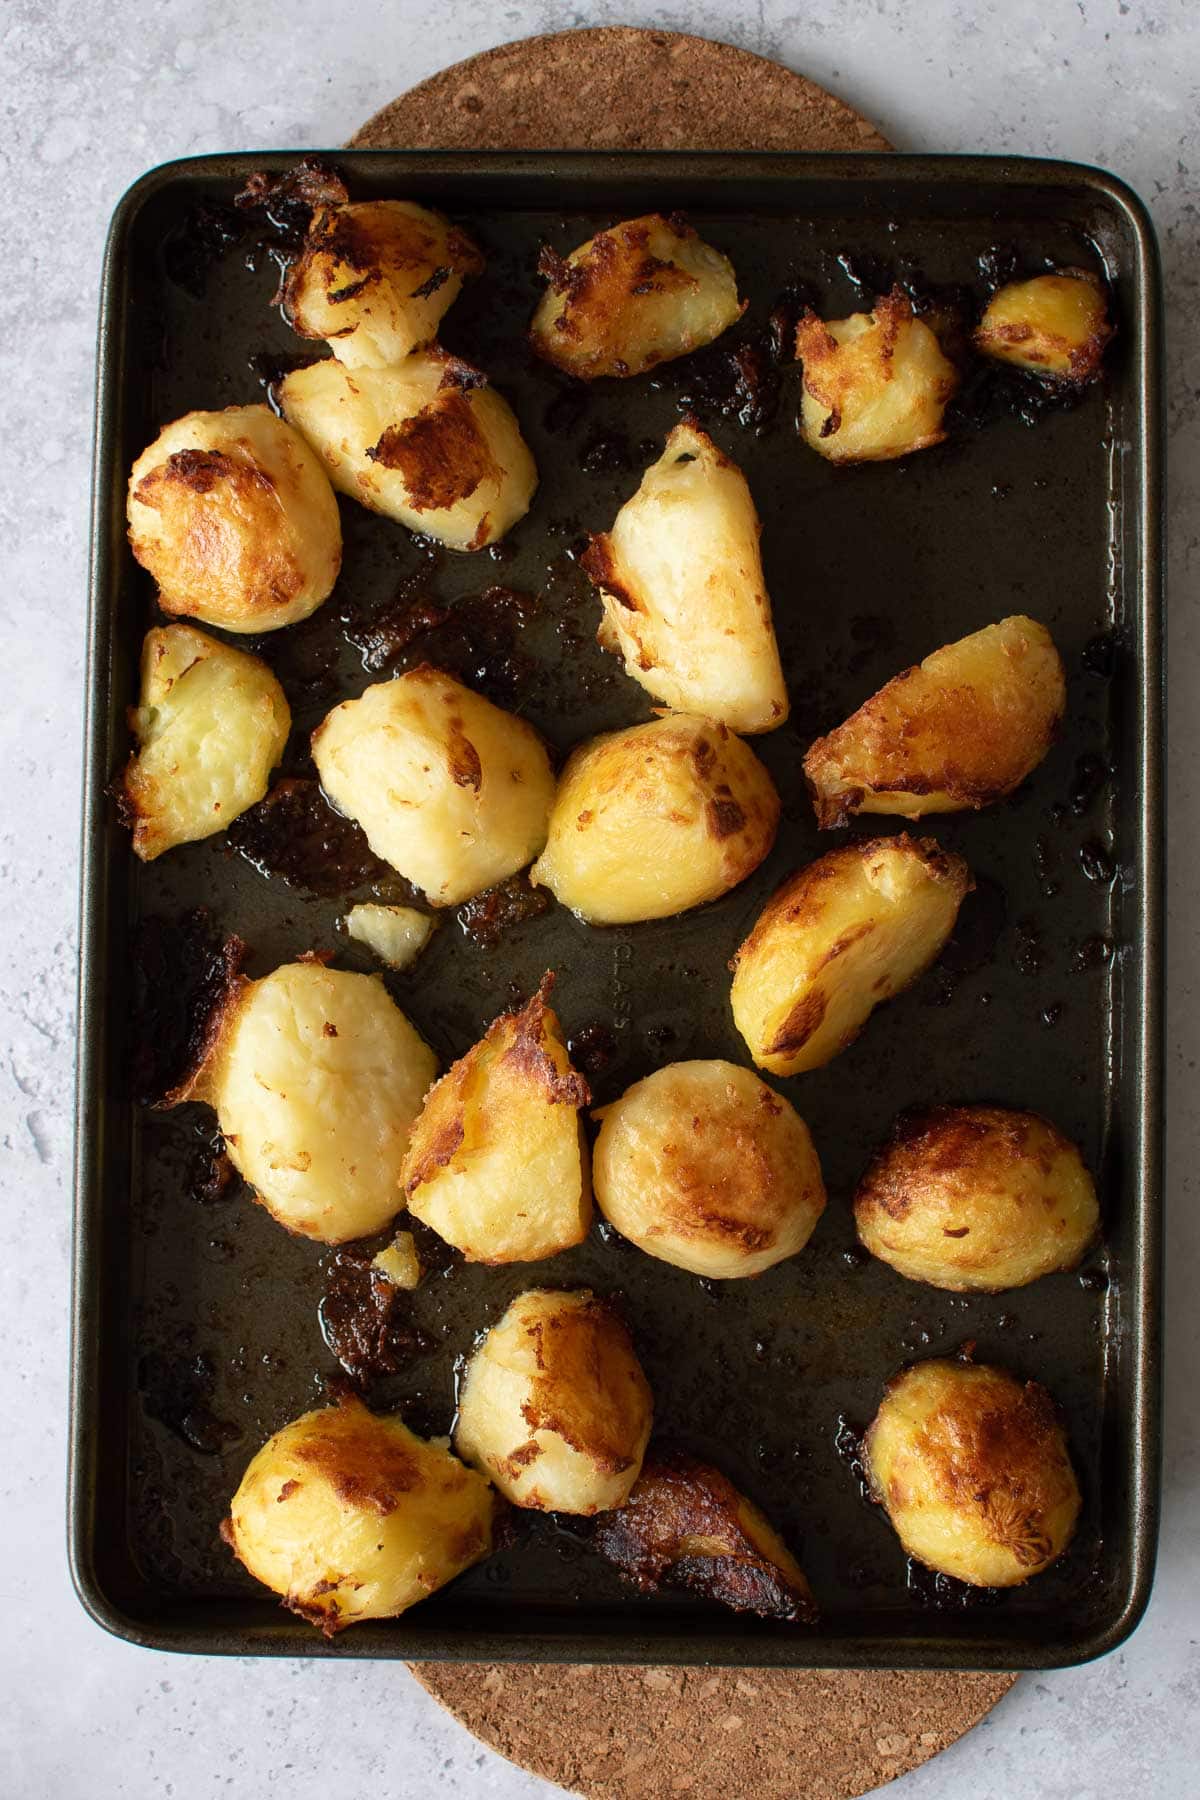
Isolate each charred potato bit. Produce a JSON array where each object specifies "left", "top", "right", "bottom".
[
  {"left": 592, "top": 1060, "right": 825, "bottom": 1279},
  {"left": 127, "top": 404, "right": 342, "bottom": 631},
  {"left": 975, "top": 271, "right": 1113, "bottom": 384},
  {"left": 120, "top": 624, "right": 290, "bottom": 861},
  {"left": 224, "top": 1394, "right": 498, "bottom": 1633},
  {"left": 794, "top": 289, "right": 959, "bottom": 463},
  {"left": 583, "top": 419, "right": 788, "bottom": 734},
  {"left": 530, "top": 715, "right": 779, "bottom": 925},
  {"left": 863, "top": 1358, "right": 1081, "bottom": 1587},
  {"left": 344, "top": 903, "right": 437, "bottom": 972},
  {"left": 402, "top": 974, "right": 592, "bottom": 1264},
  {"left": 854, "top": 1105, "right": 1099, "bottom": 1292},
  {"left": 804, "top": 615, "right": 1066, "bottom": 825},
  {"left": 530, "top": 213, "right": 743, "bottom": 380},
  {"left": 454, "top": 1288, "right": 653, "bottom": 1514},
  {"left": 730, "top": 835, "right": 971, "bottom": 1075}
]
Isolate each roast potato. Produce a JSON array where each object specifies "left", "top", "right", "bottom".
[
  {"left": 730, "top": 835, "right": 971, "bottom": 1076},
  {"left": 854, "top": 1105, "right": 1099, "bottom": 1292},
  {"left": 975, "top": 271, "right": 1113, "bottom": 384},
  {"left": 282, "top": 198, "right": 483, "bottom": 368},
  {"left": 862, "top": 1358, "right": 1081, "bottom": 1587},
  {"left": 120, "top": 624, "right": 290, "bottom": 860},
  {"left": 127, "top": 404, "right": 341, "bottom": 630},
  {"left": 454, "top": 1288, "right": 653, "bottom": 1514},
  {"left": 278, "top": 352, "right": 536, "bottom": 550},
  {"left": 312, "top": 668, "right": 555, "bottom": 907},
  {"left": 590, "top": 1448, "right": 817, "bottom": 1622},
  {"left": 345, "top": 902, "right": 437, "bottom": 971},
  {"left": 530, "top": 715, "right": 779, "bottom": 925},
  {"left": 794, "top": 290, "right": 959, "bottom": 463},
  {"left": 372, "top": 1229, "right": 422, "bottom": 1290},
  {"left": 582, "top": 420, "right": 788, "bottom": 733},
  {"left": 530, "top": 213, "right": 743, "bottom": 380},
  {"left": 174, "top": 960, "right": 436, "bottom": 1243},
  {"left": 592, "top": 1060, "right": 825, "bottom": 1279},
  {"left": 402, "top": 975, "right": 592, "bottom": 1264},
  {"left": 803, "top": 615, "right": 1066, "bottom": 825},
  {"left": 223, "top": 1394, "right": 497, "bottom": 1633}
]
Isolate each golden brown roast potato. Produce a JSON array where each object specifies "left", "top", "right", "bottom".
[
  {"left": 402, "top": 975, "right": 592, "bottom": 1264},
  {"left": 730, "top": 835, "right": 971, "bottom": 1076},
  {"left": 120, "top": 624, "right": 290, "bottom": 860},
  {"left": 974, "top": 271, "right": 1113, "bottom": 384},
  {"left": 223, "top": 1394, "right": 498, "bottom": 1633},
  {"left": 582, "top": 419, "right": 788, "bottom": 734},
  {"left": 344, "top": 903, "right": 437, "bottom": 971},
  {"left": 590, "top": 1448, "right": 817, "bottom": 1623},
  {"left": 530, "top": 715, "right": 779, "bottom": 925},
  {"left": 455, "top": 1288, "right": 653, "bottom": 1514},
  {"left": 530, "top": 213, "right": 743, "bottom": 380},
  {"left": 862, "top": 1358, "right": 1081, "bottom": 1587},
  {"left": 278, "top": 352, "right": 536, "bottom": 551},
  {"left": 281, "top": 198, "right": 484, "bottom": 368},
  {"left": 803, "top": 615, "right": 1066, "bottom": 826},
  {"left": 312, "top": 668, "right": 555, "bottom": 907},
  {"left": 794, "top": 289, "right": 959, "bottom": 463},
  {"left": 854, "top": 1105, "right": 1099, "bottom": 1292},
  {"left": 172, "top": 959, "right": 436, "bottom": 1243},
  {"left": 127, "top": 404, "right": 341, "bottom": 631},
  {"left": 592, "top": 1060, "right": 825, "bottom": 1279}
]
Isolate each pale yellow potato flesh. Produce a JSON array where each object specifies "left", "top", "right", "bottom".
[
  {"left": 372, "top": 1229, "right": 422, "bottom": 1290},
  {"left": 344, "top": 903, "right": 437, "bottom": 971},
  {"left": 975, "top": 273, "right": 1112, "bottom": 382},
  {"left": 794, "top": 292, "right": 959, "bottom": 463}
]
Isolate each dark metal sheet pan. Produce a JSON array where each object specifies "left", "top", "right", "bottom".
[{"left": 71, "top": 151, "right": 1163, "bottom": 1668}]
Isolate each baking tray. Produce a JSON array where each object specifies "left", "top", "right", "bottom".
[{"left": 71, "top": 151, "right": 1163, "bottom": 1669}]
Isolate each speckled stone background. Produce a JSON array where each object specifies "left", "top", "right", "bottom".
[{"left": 2, "top": 3, "right": 1196, "bottom": 1796}]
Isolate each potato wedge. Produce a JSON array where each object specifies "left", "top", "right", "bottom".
[
  {"left": 582, "top": 420, "right": 788, "bottom": 733},
  {"left": 344, "top": 903, "right": 437, "bottom": 971},
  {"left": 803, "top": 615, "right": 1066, "bottom": 825},
  {"left": 794, "top": 289, "right": 959, "bottom": 463},
  {"left": 730, "top": 835, "right": 971, "bottom": 1075},
  {"left": 975, "top": 271, "right": 1112, "bottom": 384}
]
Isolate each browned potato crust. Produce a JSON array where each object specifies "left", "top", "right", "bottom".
[
  {"left": 794, "top": 289, "right": 959, "bottom": 463},
  {"left": 974, "top": 271, "right": 1113, "bottom": 384}
]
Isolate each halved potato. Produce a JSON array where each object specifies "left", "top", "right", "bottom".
[
  {"left": 127, "top": 404, "right": 341, "bottom": 630},
  {"left": 120, "top": 624, "right": 290, "bottom": 860},
  {"left": 345, "top": 903, "right": 437, "bottom": 971},
  {"left": 794, "top": 290, "right": 959, "bottom": 463},
  {"left": 975, "top": 271, "right": 1113, "bottom": 384},
  {"left": 224, "top": 1394, "right": 498, "bottom": 1633},
  {"left": 282, "top": 198, "right": 483, "bottom": 368},
  {"left": 454, "top": 1288, "right": 653, "bottom": 1514},
  {"left": 530, "top": 213, "right": 743, "bottom": 380},
  {"left": 582, "top": 420, "right": 788, "bottom": 734},
  {"left": 730, "top": 835, "right": 971, "bottom": 1075},
  {"left": 312, "top": 668, "right": 555, "bottom": 907},
  {"left": 863, "top": 1358, "right": 1081, "bottom": 1587},
  {"left": 279, "top": 352, "right": 536, "bottom": 551},
  {"left": 402, "top": 975, "right": 592, "bottom": 1264},
  {"left": 803, "top": 615, "right": 1066, "bottom": 825},
  {"left": 592, "top": 1060, "right": 825, "bottom": 1279},
  {"left": 854, "top": 1105, "right": 1099, "bottom": 1292},
  {"left": 530, "top": 715, "right": 779, "bottom": 925}
]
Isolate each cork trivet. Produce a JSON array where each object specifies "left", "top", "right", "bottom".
[{"left": 354, "top": 29, "right": 1011, "bottom": 1798}]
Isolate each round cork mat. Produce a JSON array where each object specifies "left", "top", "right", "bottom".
[{"left": 356, "top": 27, "right": 1010, "bottom": 1799}]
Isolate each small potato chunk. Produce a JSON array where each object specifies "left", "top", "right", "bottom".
[
  {"left": 804, "top": 615, "right": 1066, "bottom": 825},
  {"left": 282, "top": 199, "right": 484, "bottom": 368},
  {"left": 530, "top": 715, "right": 779, "bottom": 925},
  {"left": 975, "top": 272, "right": 1113, "bottom": 384},
  {"left": 127, "top": 404, "right": 341, "bottom": 631},
  {"left": 530, "top": 213, "right": 743, "bottom": 380},
  {"left": 455, "top": 1289, "right": 653, "bottom": 1514},
  {"left": 312, "top": 669, "right": 555, "bottom": 907},
  {"left": 592, "top": 1060, "right": 825, "bottom": 1279},
  {"left": 402, "top": 975, "right": 592, "bottom": 1264},
  {"left": 854, "top": 1105, "right": 1099, "bottom": 1292},
  {"left": 224, "top": 1395, "right": 497, "bottom": 1633},
  {"left": 582, "top": 420, "right": 788, "bottom": 734},
  {"left": 590, "top": 1449, "right": 817, "bottom": 1623},
  {"left": 730, "top": 835, "right": 971, "bottom": 1076},
  {"left": 120, "top": 624, "right": 290, "bottom": 860},
  {"left": 794, "top": 290, "right": 959, "bottom": 463},
  {"left": 345, "top": 903, "right": 437, "bottom": 971},
  {"left": 863, "top": 1358, "right": 1081, "bottom": 1587},
  {"left": 174, "top": 960, "right": 436, "bottom": 1243},
  {"left": 279, "top": 352, "right": 536, "bottom": 550},
  {"left": 372, "top": 1229, "right": 422, "bottom": 1290}
]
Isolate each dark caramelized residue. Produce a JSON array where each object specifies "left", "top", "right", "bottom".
[
  {"left": 664, "top": 286, "right": 813, "bottom": 432},
  {"left": 568, "top": 1021, "right": 618, "bottom": 1082},
  {"left": 341, "top": 578, "right": 539, "bottom": 706},
  {"left": 456, "top": 873, "right": 552, "bottom": 948},
  {"left": 318, "top": 1250, "right": 432, "bottom": 1384},
  {"left": 166, "top": 161, "right": 347, "bottom": 299},
  {"left": 227, "top": 778, "right": 416, "bottom": 901},
  {"left": 138, "top": 1349, "right": 239, "bottom": 1455},
  {"left": 131, "top": 910, "right": 245, "bottom": 1108},
  {"left": 190, "top": 1135, "right": 238, "bottom": 1205}
]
